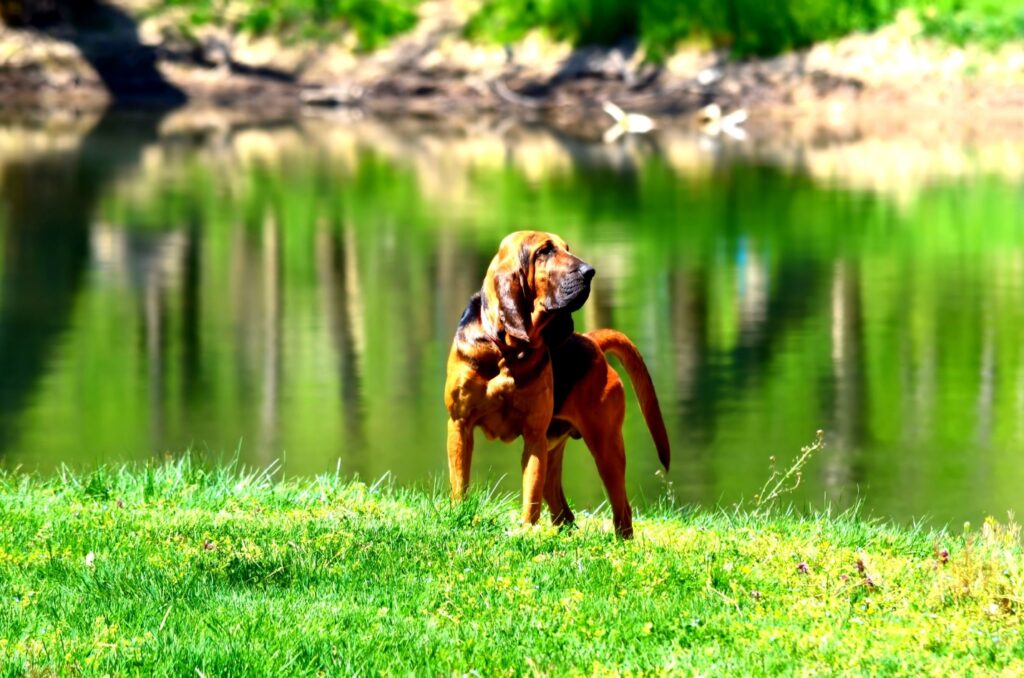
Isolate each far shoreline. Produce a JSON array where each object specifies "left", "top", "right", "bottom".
[{"left": 3, "top": 7, "right": 1024, "bottom": 143}]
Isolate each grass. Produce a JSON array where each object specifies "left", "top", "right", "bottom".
[{"left": 0, "top": 456, "right": 1022, "bottom": 675}]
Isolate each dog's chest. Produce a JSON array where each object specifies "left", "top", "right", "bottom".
[
  {"left": 475, "top": 359, "right": 554, "bottom": 442},
  {"left": 477, "top": 373, "right": 532, "bottom": 442},
  {"left": 478, "top": 410, "right": 526, "bottom": 443}
]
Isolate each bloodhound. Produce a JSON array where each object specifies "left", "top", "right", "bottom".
[{"left": 444, "top": 231, "right": 670, "bottom": 538}]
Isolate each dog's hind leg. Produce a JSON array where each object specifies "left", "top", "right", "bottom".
[
  {"left": 587, "top": 432, "right": 633, "bottom": 538},
  {"left": 580, "top": 381, "right": 633, "bottom": 538},
  {"left": 544, "top": 437, "right": 574, "bottom": 527}
]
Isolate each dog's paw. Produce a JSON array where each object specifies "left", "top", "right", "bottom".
[{"left": 557, "top": 520, "right": 578, "bottom": 535}]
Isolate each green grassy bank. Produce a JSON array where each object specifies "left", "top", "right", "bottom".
[{"left": 1, "top": 459, "right": 1021, "bottom": 675}]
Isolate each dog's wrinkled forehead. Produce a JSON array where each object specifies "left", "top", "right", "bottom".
[{"left": 498, "top": 231, "right": 570, "bottom": 266}]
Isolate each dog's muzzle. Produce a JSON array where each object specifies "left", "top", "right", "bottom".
[{"left": 556, "top": 264, "right": 595, "bottom": 312}]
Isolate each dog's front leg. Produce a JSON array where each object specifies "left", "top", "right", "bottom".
[
  {"left": 447, "top": 418, "right": 474, "bottom": 500},
  {"left": 520, "top": 431, "right": 549, "bottom": 525}
]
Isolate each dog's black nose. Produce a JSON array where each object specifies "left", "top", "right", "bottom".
[{"left": 580, "top": 264, "right": 596, "bottom": 281}]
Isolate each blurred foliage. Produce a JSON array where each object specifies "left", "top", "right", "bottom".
[
  {"left": 5, "top": 0, "right": 1024, "bottom": 56},
  {"left": 119, "top": 0, "right": 1024, "bottom": 58},
  {"left": 911, "top": 0, "right": 1024, "bottom": 47},
  {"left": 466, "top": 0, "right": 1024, "bottom": 58},
  {"left": 159, "top": 0, "right": 419, "bottom": 49},
  {"left": 467, "top": 0, "right": 901, "bottom": 58}
]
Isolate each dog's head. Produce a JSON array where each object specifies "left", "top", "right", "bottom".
[{"left": 482, "top": 231, "right": 595, "bottom": 348}]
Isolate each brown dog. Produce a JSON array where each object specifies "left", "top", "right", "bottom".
[{"left": 444, "top": 231, "right": 670, "bottom": 537}]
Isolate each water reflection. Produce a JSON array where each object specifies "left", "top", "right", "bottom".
[
  {"left": 0, "top": 112, "right": 166, "bottom": 451},
  {"left": 1, "top": 111, "right": 1022, "bottom": 527}
]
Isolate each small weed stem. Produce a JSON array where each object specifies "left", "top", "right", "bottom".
[{"left": 754, "top": 430, "right": 825, "bottom": 510}]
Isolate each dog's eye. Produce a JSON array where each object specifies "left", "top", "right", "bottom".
[{"left": 536, "top": 242, "right": 556, "bottom": 258}]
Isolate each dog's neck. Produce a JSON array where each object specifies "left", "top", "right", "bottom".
[
  {"left": 541, "top": 312, "right": 575, "bottom": 350},
  {"left": 474, "top": 302, "right": 554, "bottom": 387},
  {"left": 478, "top": 305, "right": 576, "bottom": 369},
  {"left": 480, "top": 305, "right": 536, "bottom": 357}
]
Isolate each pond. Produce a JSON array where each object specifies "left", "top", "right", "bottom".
[{"left": 2, "top": 109, "right": 1023, "bottom": 528}]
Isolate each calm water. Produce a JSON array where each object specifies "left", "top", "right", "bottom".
[{"left": 2, "top": 109, "right": 1023, "bottom": 527}]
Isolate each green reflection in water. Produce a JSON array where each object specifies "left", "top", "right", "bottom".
[{"left": 1, "top": 112, "right": 1023, "bottom": 527}]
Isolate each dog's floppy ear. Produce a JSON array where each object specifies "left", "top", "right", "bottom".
[
  {"left": 492, "top": 265, "right": 531, "bottom": 343},
  {"left": 483, "top": 240, "right": 533, "bottom": 344}
]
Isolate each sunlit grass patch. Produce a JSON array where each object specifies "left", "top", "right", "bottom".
[{"left": 0, "top": 456, "right": 1021, "bottom": 674}]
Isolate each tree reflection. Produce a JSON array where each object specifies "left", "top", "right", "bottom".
[
  {"left": 315, "top": 224, "right": 366, "bottom": 460},
  {"left": 0, "top": 112, "right": 171, "bottom": 453}
]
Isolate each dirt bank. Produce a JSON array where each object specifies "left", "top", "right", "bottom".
[{"left": 2, "top": 2, "right": 1024, "bottom": 141}]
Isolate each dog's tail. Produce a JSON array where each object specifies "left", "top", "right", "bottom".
[{"left": 588, "top": 329, "right": 671, "bottom": 471}]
